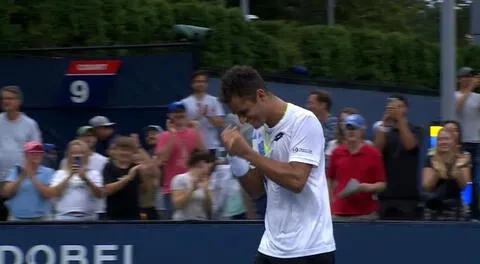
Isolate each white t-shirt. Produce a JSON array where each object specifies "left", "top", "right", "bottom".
[
  {"left": 256, "top": 103, "right": 336, "bottom": 258},
  {"left": 455, "top": 91, "right": 480, "bottom": 143},
  {"left": 51, "top": 170, "right": 103, "bottom": 216},
  {"left": 182, "top": 94, "right": 225, "bottom": 149},
  {"left": 0, "top": 113, "right": 42, "bottom": 180},
  {"left": 60, "top": 153, "right": 108, "bottom": 213}
]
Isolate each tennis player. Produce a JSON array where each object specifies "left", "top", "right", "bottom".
[{"left": 220, "top": 66, "right": 336, "bottom": 264}]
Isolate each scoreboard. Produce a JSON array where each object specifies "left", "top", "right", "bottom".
[{"left": 58, "top": 60, "right": 122, "bottom": 107}]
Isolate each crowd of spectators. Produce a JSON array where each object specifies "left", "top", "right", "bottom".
[{"left": 0, "top": 68, "right": 478, "bottom": 222}]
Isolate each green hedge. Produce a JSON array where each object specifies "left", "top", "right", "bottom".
[{"left": 1, "top": 0, "right": 480, "bottom": 89}]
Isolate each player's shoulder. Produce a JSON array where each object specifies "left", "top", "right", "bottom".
[
  {"left": 287, "top": 103, "right": 320, "bottom": 127},
  {"left": 288, "top": 103, "right": 312, "bottom": 115}
]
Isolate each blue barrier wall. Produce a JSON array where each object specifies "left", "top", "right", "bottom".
[
  {"left": 0, "top": 222, "right": 476, "bottom": 264},
  {"left": 1, "top": 54, "right": 194, "bottom": 149}
]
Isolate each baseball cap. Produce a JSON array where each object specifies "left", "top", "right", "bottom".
[
  {"left": 24, "top": 141, "right": 44, "bottom": 153},
  {"left": 89, "top": 116, "right": 116, "bottom": 128},
  {"left": 344, "top": 114, "right": 366, "bottom": 128},
  {"left": 77, "top": 126, "right": 94, "bottom": 136},
  {"left": 457, "top": 67, "right": 477, "bottom": 77},
  {"left": 144, "top": 125, "right": 164, "bottom": 132},
  {"left": 168, "top": 101, "right": 186, "bottom": 113}
]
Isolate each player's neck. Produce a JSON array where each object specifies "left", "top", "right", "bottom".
[{"left": 266, "top": 97, "right": 288, "bottom": 128}]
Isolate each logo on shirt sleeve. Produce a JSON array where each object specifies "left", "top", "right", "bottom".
[{"left": 293, "top": 147, "right": 313, "bottom": 154}]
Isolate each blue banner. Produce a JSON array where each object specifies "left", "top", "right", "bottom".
[{"left": 0, "top": 221, "right": 478, "bottom": 264}]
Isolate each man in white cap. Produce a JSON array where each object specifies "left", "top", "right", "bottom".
[{"left": 89, "top": 116, "right": 117, "bottom": 157}]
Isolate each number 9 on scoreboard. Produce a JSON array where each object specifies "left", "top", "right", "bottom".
[{"left": 70, "top": 80, "right": 90, "bottom": 104}]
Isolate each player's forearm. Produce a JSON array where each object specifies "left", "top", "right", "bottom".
[
  {"left": 238, "top": 169, "right": 265, "bottom": 199},
  {"left": 244, "top": 150, "right": 305, "bottom": 193}
]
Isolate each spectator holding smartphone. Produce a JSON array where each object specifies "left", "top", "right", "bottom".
[
  {"left": 171, "top": 149, "right": 213, "bottom": 220},
  {"left": 455, "top": 67, "right": 480, "bottom": 217},
  {"left": 59, "top": 126, "right": 109, "bottom": 219},
  {"left": 2, "top": 141, "right": 54, "bottom": 221},
  {"left": 50, "top": 140, "right": 103, "bottom": 221}
]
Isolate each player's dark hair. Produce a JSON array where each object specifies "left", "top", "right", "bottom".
[
  {"left": 220, "top": 65, "right": 268, "bottom": 104},
  {"left": 187, "top": 149, "right": 212, "bottom": 167},
  {"left": 310, "top": 90, "right": 332, "bottom": 111}
]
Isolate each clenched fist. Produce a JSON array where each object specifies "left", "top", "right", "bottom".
[{"left": 221, "top": 126, "right": 252, "bottom": 158}]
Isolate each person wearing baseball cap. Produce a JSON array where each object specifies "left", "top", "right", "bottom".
[
  {"left": 328, "top": 114, "right": 386, "bottom": 220},
  {"left": 156, "top": 101, "right": 205, "bottom": 219},
  {"left": 88, "top": 116, "right": 118, "bottom": 157},
  {"left": 143, "top": 125, "right": 163, "bottom": 157},
  {"left": 2, "top": 141, "right": 55, "bottom": 221},
  {"left": 41, "top": 143, "right": 58, "bottom": 170}
]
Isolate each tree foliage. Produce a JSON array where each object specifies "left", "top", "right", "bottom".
[{"left": 0, "top": 0, "right": 479, "bottom": 90}]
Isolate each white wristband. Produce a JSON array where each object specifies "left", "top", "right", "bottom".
[{"left": 227, "top": 156, "right": 250, "bottom": 178}]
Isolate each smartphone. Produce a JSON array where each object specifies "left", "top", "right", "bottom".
[{"left": 73, "top": 156, "right": 82, "bottom": 167}]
